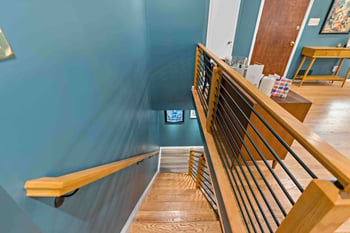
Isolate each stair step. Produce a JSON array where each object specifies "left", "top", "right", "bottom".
[
  {"left": 129, "top": 221, "right": 221, "bottom": 233},
  {"left": 135, "top": 210, "right": 217, "bottom": 222},
  {"left": 144, "top": 192, "right": 206, "bottom": 202},
  {"left": 140, "top": 201, "right": 210, "bottom": 211},
  {"left": 147, "top": 188, "right": 200, "bottom": 195},
  {"left": 129, "top": 171, "right": 221, "bottom": 232}
]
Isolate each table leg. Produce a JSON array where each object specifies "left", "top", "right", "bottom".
[
  {"left": 342, "top": 68, "right": 350, "bottom": 87},
  {"left": 292, "top": 56, "right": 306, "bottom": 83},
  {"left": 272, "top": 160, "right": 278, "bottom": 169},
  {"left": 300, "top": 58, "right": 315, "bottom": 87},
  {"left": 335, "top": 58, "right": 345, "bottom": 76}
]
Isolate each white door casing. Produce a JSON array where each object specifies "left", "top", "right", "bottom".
[{"left": 206, "top": 0, "right": 241, "bottom": 59}]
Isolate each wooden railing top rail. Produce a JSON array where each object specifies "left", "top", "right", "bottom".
[
  {"left": 24, "top": 150, "right": 159, "bottom": 197},
  {"left": 197, "top": 43, "right": 350, "bottom": 193},
  {"left": 190, "top": 149, "right": 205, "bottom": 154}
]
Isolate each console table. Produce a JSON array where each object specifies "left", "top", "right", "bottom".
[{"left": 292, "top": 46, "right": 350, "bottom": 87}]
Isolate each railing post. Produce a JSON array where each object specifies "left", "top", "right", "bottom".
[
  {"left": 276, "top": 180, "right": 350, "bottom": 233},
  {"left": 188, "top": 149, "right": 194, "bottom": 177},
  {"left": 206, "top": 66, "right": 222, "bottom": 132},
  {"left": 194, "top": 47, "right": 201, "bottom": 89},
  {"left": 196, "top": 154, "right": 205, "bottom": 188}
]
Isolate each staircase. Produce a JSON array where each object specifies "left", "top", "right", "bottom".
[{"left": 129, "top": 173, "right": 222, "bottom": 233}]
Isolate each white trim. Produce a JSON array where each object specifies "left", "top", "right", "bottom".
[
  {"left": 248, "top": 0, "right": 265, "bottom": 63},
  {"left": 205, "top": 0, "right": 214, "bottom": 47},
  {"left": 120, "top": 171, "right": 158, "bottom": 233},
  {"left": 230, "top": 0, "right": 242, "bottom": 57},
  {"left": 158, "top": 148, "right": 162, "bottom": 173},
  {"left": 284, "top": 0, "right": 315, "bottom": 77},
  {"left": 160, "top": 146, "right": 204, "bottom": 150}
]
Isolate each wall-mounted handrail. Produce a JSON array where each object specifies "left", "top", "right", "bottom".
[
  {"left": 24, "top": 150, "right": 159, "bottom": 198},
  {"left": 196, "top": 43, "right": 350, "bottom": 193}
]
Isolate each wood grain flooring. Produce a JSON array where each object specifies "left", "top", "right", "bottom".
[
  {"left": 129, "top": 173, "right": 221, "bottom": 233},
  {"left": 291, "top": 82, "right": 350, "bottom": 233},
  {"left": 227, "top": 82, "right": 350, "bottom": 232}
]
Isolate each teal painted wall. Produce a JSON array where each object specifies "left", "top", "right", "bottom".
[
  {"left": 0, "top": 1, "right": 159, "bottom": 232},
  {"left": 146, "top": 0, "right": 210, "bottom": 110},
  {"left": 287, "top": 0, "right": 350, "bottom": 78},
  {"left": 158, "top": 110, "right": 203, "bottom": 146},
  {"left": 232, "top": 0, "right": 261, "bottom": 58},
  {"left": 0, "top": 186, "right": 41, "bottom": 233}
]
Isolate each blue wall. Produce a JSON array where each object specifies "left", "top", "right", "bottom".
[
  {"left": 0, "top": 186, "right": 41, "bottom": 233},
  {"left": 0, "top": 1, "right": 159, "bottom": 232},
  {"left": 232, "top": 0, "right": 261, "bottom": 58},
  {"left": 287, "top": 0, "right": 350, "bottom": 78},
  {"left": 146, "top": 0, "right": 210, "bottom": 110},
  {"left": 159, "top": 110, "right": 203, "bottom": 146}
]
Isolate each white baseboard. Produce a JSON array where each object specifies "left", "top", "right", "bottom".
[
  {"left": 120, "top": 170, "right": 158, "bottom": 233},
  {"left": 160, "top": 146, "right": 204, "bottom": 150}
]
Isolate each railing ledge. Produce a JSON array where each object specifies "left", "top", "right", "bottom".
[{"left": 24, "top": 150, "right": 159, "bottom": 198}]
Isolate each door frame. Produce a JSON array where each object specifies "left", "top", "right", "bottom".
[
  {"left": 206, "top": 0, "right": 241, "bottom": 58},
  {"left": 248, "top": 0, "right": 315, "bottom": 77}
]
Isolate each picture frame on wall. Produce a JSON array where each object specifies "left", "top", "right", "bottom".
[
  {"left": 320, "top": 0, "right": 350, "bottom": 34},
  {"left": 164, "top": 110, "right": 185, "bottom": 124},
  {"left": 0, "top": 27, "right": 14, "bottom": 60}
]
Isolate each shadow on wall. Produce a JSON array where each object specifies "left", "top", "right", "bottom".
[{"left": 0, "top": 186, "right": 41, "bottom": 233}]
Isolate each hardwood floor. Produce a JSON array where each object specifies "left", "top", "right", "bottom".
[
  {"left": 291, "top": 82, "right": 350, "bottom": 157},
  {"left": 291, "top": 82, "right": 350, "bottom": 233},
  {"left": 129, "top": 173, "right": 222, "bottom": 233},
  {"left": 215, "top": 82, "right": 350, "bottom": 232}
]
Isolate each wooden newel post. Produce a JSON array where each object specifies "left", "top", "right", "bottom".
[
  {"left": 206, "top": 66, "right": 222, "bottom": 132},
  {"left": 276, "top": 180, "right": 350, "bottom": 233},
  {"left": 188, "top": 149, "right": 194, "bottom": 176},
  {"left": 193, "top": 47, "right": 201, "bottom": 89},
  {"left": 196, "top": 154, "right": 205, "bottom": 188}
]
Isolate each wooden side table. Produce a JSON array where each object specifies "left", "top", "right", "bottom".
[{"left": 292, "top": 46, "right": 350, "bottom": 87}]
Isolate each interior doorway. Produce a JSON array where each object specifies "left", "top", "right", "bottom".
[
  {"left": 206, "top": 0, "right": 241, "bottom": 59},
  {"left": 250, "top": 0, "right": 310, "bottom": 76}
]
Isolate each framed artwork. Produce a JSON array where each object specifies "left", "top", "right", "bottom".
[
  {"left": 164, "top": 110, "right": 184, "bottom": 124},
  {"left": 190, "top": 109, "right": 197, "bottom": 119},
  {"left": 320, "top": 0, "right": 350, "bottom": 34},
  {"left": 0, "top": 28, "right": 14, "bottom": 60}
]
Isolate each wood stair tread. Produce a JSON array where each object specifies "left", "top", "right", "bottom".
[
  {"left": 129, "top": 172, "right": 221, "bottom": 232},
  {"left": 129, "top": 221, "right": 221, "bottom": 233},
  {"left": 140, "top": 201, "right": 211, "bottom": 211},
  {"left": 135, "top": 210, "right": 217, "bottom": 222}
]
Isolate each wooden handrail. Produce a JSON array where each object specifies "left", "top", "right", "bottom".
[
  {"left": 190, "top": 149, "right": 204, "bottom": 154},
  {"left": 24, "top": 150, "right": 159, "bottom": 197},
  {"left": 197, "top": 43, "right": 350, "bottom": 193}
]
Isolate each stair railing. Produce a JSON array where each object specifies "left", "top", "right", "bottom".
[
  {"left": 192, "top": 43, "right": 350, "bottom": 233},
  {"left": 188, "top": 149, "right": 218, "bottom": 214},
  {"left": 25, "top": 150, "right": 159, "bottom": 208}
]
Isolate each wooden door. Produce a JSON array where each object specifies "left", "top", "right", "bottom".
[{"left": 251, "top": 0, "right": 310, "bottom": 75}]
